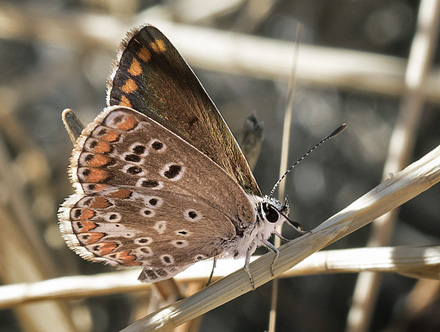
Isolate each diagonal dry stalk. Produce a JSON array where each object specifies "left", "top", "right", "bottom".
[
  {"left": 121, "top": 144, "right": 440, "bottom": 331},
  {"left": 0, "top": 243, "right": 438, "bottom": 309}
]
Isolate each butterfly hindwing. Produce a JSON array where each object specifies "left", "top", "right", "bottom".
[
  {"left": 59, "top": 107, "right": 256, "bottom": 280},
  {"left": 62, "top": 189, "right": 235, "bottom": 282},
  {"left": 107, "top": 25, "right": 261, "bottom": 196}
]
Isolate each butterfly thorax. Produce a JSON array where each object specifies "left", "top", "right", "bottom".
[{"left": 224, "top": 195, "right": 289, "bottom": 260}]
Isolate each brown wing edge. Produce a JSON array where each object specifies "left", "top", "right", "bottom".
[{"left": 105, "top": 24, "right": 262, "bottom": 196}]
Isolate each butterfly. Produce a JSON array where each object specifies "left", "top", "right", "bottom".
[{"left": 58, "top": 24, "right": 297, "bottom": 283}]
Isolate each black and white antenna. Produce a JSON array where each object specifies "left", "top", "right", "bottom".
[{"left": 269, "top": 123, "right": 347, "bottom": 197}]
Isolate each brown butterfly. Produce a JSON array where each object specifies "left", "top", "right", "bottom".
[{"left": 59, "top": 25, "right": 299, "bottom": 283}]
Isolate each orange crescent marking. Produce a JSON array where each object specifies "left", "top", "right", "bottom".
[
  {"left": 85, "top": 168, "right": 109, "bottom": 183},
  {"left": 137, "top": 46, "right": 151, "bottom": 62},
  {"left": 86, "top": 232, "right": 105, "bottom": 244},
  {"left": 86, "top": 154, "right": 111, "bottom": 167},
  {"left": 120, "top": 95, "right": 132, "bottom": 108},
  {"left": 118, "top": 250, "right": 141, "bottom": 265},
  {"left": 100, "top": 242, "right": 117, "bottom": 255},
  {"left": 150, "top": 39, "right": 166, "bottom": 53},
  {"left": 121, "top": 78, "right": 138, "bottom": 94},
  {"left": 117, "top": 114, "right": 137, "bottom": 131},
  {"left": 128, "top": 58, "right": 142, "bottom": 76},
  {"left": 76, "top": 221, "right": 97, "bottom": 233},
  {"left": 90, "top": 196, "right": 112, "bottom": 209},
  {"left": 108, "top": 189, "right": 132, "bottom": 199},
  {"left": 101, "top": 130, "right": 120, "bottom": 142},
  {"left": 92, "top": 140, "right": 111, "bottom": 154},
  {"left": 80, "top": 208, "right": 95, "bottom": 220}
]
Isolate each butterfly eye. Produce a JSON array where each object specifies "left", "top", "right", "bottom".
[{"left": 263, "top": 203, "right": 280, "bottom": 223}]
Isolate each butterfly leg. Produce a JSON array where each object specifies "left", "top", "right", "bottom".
[
  {"left": 205, "top": 257, "right": 217, "bottom": 287},
  {"left": 273, "top": 229, "right": 290, "bottom": 241},
  {"left": 244, "top": 251, "right": 255, "bottom": 290},
  {"left": 261, "top": 239, "right": 279, "bottom": 277}
]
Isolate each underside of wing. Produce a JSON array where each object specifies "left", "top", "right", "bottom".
[
  {"left": 59, "top": 188, "right": 236, "bottom": 282},
  {"left": 69, "top": 107, "right": 256, "bottom": 226},
  {"left": 106, "top": 25, "right": 261, "bottom": 195},
  {"left": 59, "top": 106, "right": 260, "bottom": 282}
]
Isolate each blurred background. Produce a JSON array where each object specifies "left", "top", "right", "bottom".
[{"left": 1, "top": 0, "right": 440, "bottom": 331}]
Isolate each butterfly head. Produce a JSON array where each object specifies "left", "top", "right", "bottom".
[
  {"left": 257, "top": 195, "right": 290, "bottom": 227},
  {"left": 255, "top": 195, "right": 304, "bottom": 237}
]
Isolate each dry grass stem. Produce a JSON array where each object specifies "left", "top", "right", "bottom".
[
  {"left": 1, "top": 243, "right": 438, "bottom": 310},
  {"left": 120, "top": 145, "right": 440, "bottom": 331},
  {"left": 269, "top": 22, "right": 303, "bottom": 332}
]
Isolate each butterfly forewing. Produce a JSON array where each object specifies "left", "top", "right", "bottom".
[
  {"left": 60, "top": 107, "right": 255, "bottom": 281},
  {"left": 107, "top": 25, "right": 261, "bottom": 195}
]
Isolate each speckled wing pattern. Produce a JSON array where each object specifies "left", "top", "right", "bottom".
[
  {"left": 59, "top": 106, "right": 257, "bottom": 282},
  {"left": 59, "top": 25, "right": 265, "bottom": 282},
  {"left": 107, "top": 25, "right": 261, "bottom": 196}
]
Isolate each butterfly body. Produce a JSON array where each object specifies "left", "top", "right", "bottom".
[{"left": 59, "top": 25, "right": 289, "bottom": 282}]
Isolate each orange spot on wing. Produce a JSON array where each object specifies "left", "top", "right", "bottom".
[
  {"left": 117, "top": 250, "right": 141, "bottom": 266},
  {"left": 92, "top": 140, "right": 111, "bottom": 154},
  {"left": 120, "top": 95, "right": 132, "bottom": 108},
  {"left": 86, "top": 232, "right": 105, "bottom": 244},
  {"left": 76, "top": 221, "right": 97, "bottom": 233},
  {"left": 101, "top": 130, "right": 120, "bottom": 142},
  {"left": 85, "top": 168, "right": 109, "bottom": 183},
  {"left": 80, "top": 208, "right": 95, "bottom": 220},
  {"left": 121, "top": 78, "right": 138, "bottom": 94},
  {"left": 86, "top": 154, "right": 111, "bottom": 167},
  {"left": 150, "top": 39, "right": 166, "bottom": 53},
  {"left": 137, "top": 46, "right": 151, "bottom": 62},
  {"left": 117, "top": 114, "right": 137, "bottom": 131},
  {"left": 107, "top": 189, "right": 132, "bottom": 199},
  {"left": 128, "top": 58, "right": 142, "bottom": 76},
  {"left": 90, "top": 196, "right": 112, "bottom": 209},
  {"left": 100, "top": 242, "right": 117, "bottom": 255}
]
